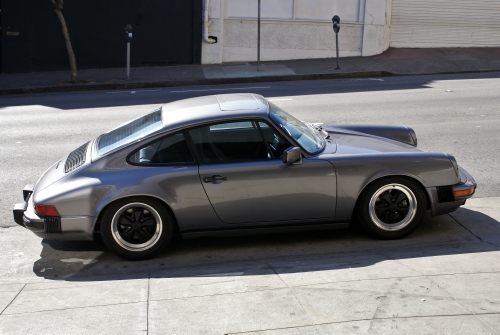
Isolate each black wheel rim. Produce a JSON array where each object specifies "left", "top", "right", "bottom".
[
  {"left": 111, "top": 202, "right": 162, "bottom": 251},
  {"left": 369, "top": 184, "right": 417, "bottom": 231}
]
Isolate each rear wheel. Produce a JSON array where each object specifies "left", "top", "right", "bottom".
[
  {"left": 101, "top": 197, "right": 173, "bottom": 260},
  {"left": 357, "top": 177, "right": 426, "bottom": 239}
]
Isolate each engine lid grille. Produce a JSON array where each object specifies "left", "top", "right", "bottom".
[{"left": 64, "top": 142, "right": 89, "bottom": 173}]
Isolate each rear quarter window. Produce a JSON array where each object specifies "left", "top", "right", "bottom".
[{"left": 129, "top": 132, "right": 194, "bottom": 165}]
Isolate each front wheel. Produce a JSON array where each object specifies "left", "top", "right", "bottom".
[
  {"left": 357, "top": 178, "right": 426, "bottom": 239},
  {"left": 101, "top": 197, "right": 173, "bottom": 260}
]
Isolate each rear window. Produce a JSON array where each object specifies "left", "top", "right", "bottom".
[{"left": 96, "top": 108, "right": 163, "bottom": 156}]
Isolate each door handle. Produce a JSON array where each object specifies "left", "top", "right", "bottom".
[{"left": 203, "top": 175, "right": 228, "bottom": 183}]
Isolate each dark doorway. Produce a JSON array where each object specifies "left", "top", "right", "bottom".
[{"left": 1, "top": 0, "right": 202, "bottom": 73}]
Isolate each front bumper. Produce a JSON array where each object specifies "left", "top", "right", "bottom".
[
  {"left": 13, "top": 184, "right": 95, "bottom": 241},
  {"left": 428, "top": 166, "right": 477, "bottom": 217},
  {"left": 452, "top": 166, "right": 477, "bottom": 200}
]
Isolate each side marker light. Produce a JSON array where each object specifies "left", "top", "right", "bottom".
[{"left": 453, "top": 187, "right": 475, "bottom": 198}]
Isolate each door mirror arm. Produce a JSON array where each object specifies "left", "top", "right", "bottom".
[{"left": 282, "top": 147, "right": 303, "bottom": 165}]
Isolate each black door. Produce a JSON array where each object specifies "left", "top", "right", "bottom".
[{"left": 1, "top": 0, "right": 202, "bottom": 73}]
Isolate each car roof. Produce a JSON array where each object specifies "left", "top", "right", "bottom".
[{"left": 160, "top": 93, "right": 269, "bottom": 131}]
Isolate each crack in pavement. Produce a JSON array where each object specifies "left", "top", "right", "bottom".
[
  {"left": 225, "top": 313, "right": 500, "bottom": 334},
  {"left": 0, "top": 300, "right": 146, "bottom": 316},
  {"left": 0, "top": 284, "right": 25, "bottom": 315},
  {"left": 261, "top": 260, "right": 321, "bottom": 335},
  {"left": 448, "top": 213, "right": 483, "bottom": 242}
]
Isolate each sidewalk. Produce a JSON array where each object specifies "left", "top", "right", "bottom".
[
  {"left": 1, "top": 197, "right": 500, "bottom": 334},
  {"left": 1, "top": 47, "right": 500, "bottom": 95}
]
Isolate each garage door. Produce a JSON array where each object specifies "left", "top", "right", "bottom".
[{"left": 390, "top": 0, "right": 500, "bottom": 47}]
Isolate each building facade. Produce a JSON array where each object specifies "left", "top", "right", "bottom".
[
  {"left": 201, "top": 0, "right": 500, "bottom": 64},
  {"left": 1, "top": 0, "right": 499, "bottom": 73}
]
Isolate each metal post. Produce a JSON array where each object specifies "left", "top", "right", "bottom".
[
  {"left": 332, "top": 15, "right": 340, "bottom": 70},
  {"left": 335, "top": 33, "right": 340, "bottom": 70},
  {"left": 125, "top": 24, "right": 133, "bottom": 79},
  {"left": 126, "top": 42, "right": 131, "bottom": 79},
  {"left": 257, "top": 0, "right": 261, "bottom": 71}
]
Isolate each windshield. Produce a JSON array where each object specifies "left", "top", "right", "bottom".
[
  {"left": 96, "top": 108, "right": 163, "bottom": 156},
  {"left": 268, "top": 102, "right": 324, "bottom": 154}
]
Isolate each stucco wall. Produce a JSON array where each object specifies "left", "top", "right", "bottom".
[
  {"left": 202, "top": 0, "right": 391, "bottom": 64},
  {"left": 223, "top": 20, "right": 363, "bottom": 62}
]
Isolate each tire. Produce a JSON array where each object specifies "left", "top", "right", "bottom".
[
  {"left": 101, "top": 197, "right": 174, "bottom": 260},
  {"left": 357, "top": 177, "right": 426, "bottom": 239}
]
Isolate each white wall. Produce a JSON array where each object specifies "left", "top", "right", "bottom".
[{"left": 201, "top": 0, "right": 391, "bottom": 64}]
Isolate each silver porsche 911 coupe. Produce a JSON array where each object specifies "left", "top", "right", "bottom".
[{"left": 13, "top": 93, "right": 476, "bottom": 260}]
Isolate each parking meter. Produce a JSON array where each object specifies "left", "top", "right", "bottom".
[
  {"left": 125, "top": 25, "right": 133, "bottom": 79},
  {"left": 332, "top": 15, "right": 340, "bottom": 33},
  {"left": 332, "top": 15, "right": 340, "bottom": 70},
  {"left": 125, "top": 25, "right": 133, "bottom": 42}
]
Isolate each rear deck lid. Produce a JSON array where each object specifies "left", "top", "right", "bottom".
[{"left": 34, "top": 142, "right": 91, "bottom": 193}]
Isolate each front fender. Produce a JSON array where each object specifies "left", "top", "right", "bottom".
[
  {"left": 324, "top": 124, "right": 418, "bottom": 147},
  {"left": 322, "top": 152, "right": 459, "bottom": 220}
]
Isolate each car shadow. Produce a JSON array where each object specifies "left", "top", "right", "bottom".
[{"left": 33, "top": 208, "right": 500, "bottom": 282}]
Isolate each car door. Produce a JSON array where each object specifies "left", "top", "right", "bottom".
[{"left": 188, "top": 120, "right": 336, "bottom": 224}]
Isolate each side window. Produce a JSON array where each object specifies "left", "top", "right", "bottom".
[
  {"left": 129, "top": 132, "right": 194, "bottom": 165},
  {"left": 188, "top": 121, "right": 270, "bottom": 163},
  {"left": 258, "top": 122, "right": 291, "bottom": 158}
]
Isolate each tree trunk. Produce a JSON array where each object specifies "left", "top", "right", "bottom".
[{"left": 54, "top": 8, "right": 78, "bottom": 82}]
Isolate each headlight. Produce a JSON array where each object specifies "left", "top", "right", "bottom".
[
  {"left": 406, "top": 127, "right": 418, "bottom": 146},
  {"left": 446, "top": 154, "right": 459, "bottom": 177}
]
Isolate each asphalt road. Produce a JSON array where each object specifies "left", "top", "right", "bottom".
[{"left": 1, "top": 72, "right": 499, "bottom": 227}]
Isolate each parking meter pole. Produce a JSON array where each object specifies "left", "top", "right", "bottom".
[
  {"left": 257, "top": 0, "right": 261, "bottom": 71},
  {"left": 125, "top": 25, "right": 133, "bottom": 80},
  {"left": 335, "top": 33, "right": 340, "bottom": 70},
  {"left": 126, "top": 42, "right": 131, "bottom": 80},
  {"left": 332, "top": 15, "right": 340, "bottom": 70}
]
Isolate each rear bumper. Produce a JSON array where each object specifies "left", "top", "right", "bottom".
[
  {"left": 13, "top": 202, "right": 27, "bottom": 227},
  {"left": 13, "top": 184, "right": 95, "bottom": 241},
  {"left": 428, "top": 166, "right": 477, "bottom": 217}
]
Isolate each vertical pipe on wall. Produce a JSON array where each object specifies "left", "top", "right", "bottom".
[
  {"left": 360, "top": 0, "right": 367, "bottom": 56},
  {"left": 203, "top": 0, "right": 216, "bottom": 43},
  {"left": 257, "top": 0, "right": 261, "bottom": 71}
]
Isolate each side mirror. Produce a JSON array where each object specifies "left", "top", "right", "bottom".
[{"left": 282, "top": 147, "right": 303, "bottom": 165}]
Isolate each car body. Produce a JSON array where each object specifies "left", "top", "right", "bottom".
[{"left": 13, "top": 93, "right": 476, "bottom": 259}]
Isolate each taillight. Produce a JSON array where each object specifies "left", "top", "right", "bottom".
[{"left": 34, "top": 204, "right": 60, "bottom": 217}]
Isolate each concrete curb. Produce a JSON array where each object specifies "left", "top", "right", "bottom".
[
  {"left": 1, "top": 69, "right": 499, "bottom": 96},
  {"left": 0, "top": 71, "right": 391, "bottom": 96}
]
